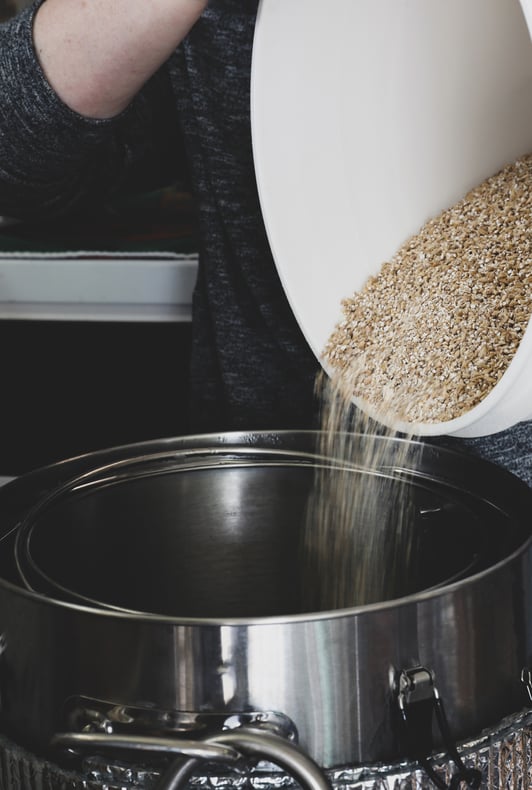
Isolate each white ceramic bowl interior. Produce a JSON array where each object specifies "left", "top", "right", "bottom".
[{"left": 251, "top": 0, "right": 532, "bottom": 437}]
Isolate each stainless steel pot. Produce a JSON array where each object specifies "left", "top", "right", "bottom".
[
  {"left": 0, "top": 431, "right": 530, "bottom": 788},
  {"left": 13, "top": 442, "right": 498, "bottom": 616}
]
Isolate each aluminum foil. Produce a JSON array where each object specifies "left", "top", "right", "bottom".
[{"left": 1, "top": 709, "right": 531, "bottom": 790}]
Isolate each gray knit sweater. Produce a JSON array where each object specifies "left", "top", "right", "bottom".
[{"left": 0, "top": 0, "right": 530, "bottom": 485}]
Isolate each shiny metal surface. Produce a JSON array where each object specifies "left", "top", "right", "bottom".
[
  {"left": 14, "top": 449, "right": 504, "bottom": 617},
  {"left": 52, "top": 732, "right": 242, "bottom": 762},
  {"left": 1, "top": 708, "right": 532, "bottom": 789},
  {"left": 53, "top": 727, "right": 332, "bottom": 790},
  {"left": 0, "top": 432, "right": 530, "bottom": 771}
]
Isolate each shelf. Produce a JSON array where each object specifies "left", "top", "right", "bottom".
[{"left": 0, "top": 253, "right": 198, "bottom": 322}]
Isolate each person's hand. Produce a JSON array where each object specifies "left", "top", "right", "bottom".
[{"left": 33, "top": 0, "right": 208, "bottom": 118}]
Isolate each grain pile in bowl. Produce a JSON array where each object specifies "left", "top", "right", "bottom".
[{"left": 324, "top": 154, "right": 532, "bottom": 425}]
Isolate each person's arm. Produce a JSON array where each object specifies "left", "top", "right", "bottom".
[
  {"left": 0, "top": 0, "right": 204, "bottom": 219},
  {"left": 33, "top": 0, "right": 208, "bottom": 118}
]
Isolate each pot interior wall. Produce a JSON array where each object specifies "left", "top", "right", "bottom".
[{"left": 18, "top": 459, "right": 524, "bottom": 618}]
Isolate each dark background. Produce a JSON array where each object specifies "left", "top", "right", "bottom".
[{"left": 0, "top": 319, "right": 192, "bottom": 475}]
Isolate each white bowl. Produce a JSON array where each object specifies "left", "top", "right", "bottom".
[{"left": 251, "top": 0, "right": 532, "bottom": 437}]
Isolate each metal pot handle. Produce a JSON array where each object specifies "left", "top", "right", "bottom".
[
  {"left": 53, "top": 726, "right": 331, "bottom": 790},
  {"left": 158, "top": 727, "right": 331, "bottom": 790}
]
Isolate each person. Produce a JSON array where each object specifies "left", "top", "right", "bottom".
[
  {"left": 0, "top": 0, "right": 530, "bottom": 487},
  {"left": 0, "top": 0, "right": 321, "bottom": 436}
]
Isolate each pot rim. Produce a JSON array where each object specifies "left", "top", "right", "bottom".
[
  {"left": 0, "top": 533, "right": 530, "bottom": 626},
  {"left": 1, "top": 429, "right": 531, "bottom": 627},
  {"left": 4, "top": 543, "right": 532, "bottom": 629}
]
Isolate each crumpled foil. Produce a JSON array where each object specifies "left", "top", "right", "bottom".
[{"left": 1, "top": 709, "right": 531, "bottom": 790}]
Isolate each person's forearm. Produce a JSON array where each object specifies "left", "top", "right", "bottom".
[{"left": 33, "top": 0, "right": 207, "bottom": 119}]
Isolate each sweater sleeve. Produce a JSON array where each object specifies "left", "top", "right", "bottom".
[{"left": 0, "top": 1, "right": 183, "bottom": 220}]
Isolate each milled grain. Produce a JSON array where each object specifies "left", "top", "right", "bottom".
[
  {"left": 301, "top": 155, "right": 532, "bottom": 612},
  {"left": 300, "top": 371, "right": 421, "bottom": 610},
  {"left": 323, "top": 154, "right": 532, "bottom": 424}
]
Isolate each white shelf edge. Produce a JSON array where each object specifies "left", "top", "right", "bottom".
[{"left": 0, "top": 254, "right": 198, "bottom": 322}]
